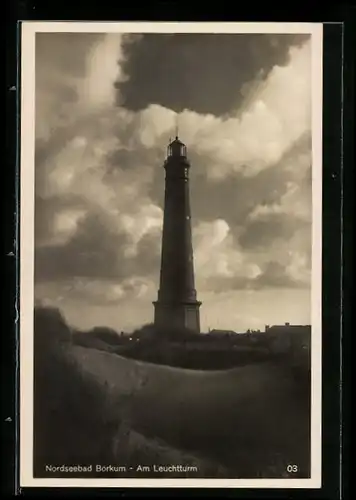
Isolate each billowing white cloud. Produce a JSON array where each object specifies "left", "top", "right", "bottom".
[
  {"left": 120, "top": 204, "right": 163, "bottom": 257},
  {"left": 193, "top": 219, "right": 263, "bottom": 288},
  {"left": 286, "top": 252, "right": 311, "bottom": 285},
  {"left": 249, "top": 181, "right": 311, "bottom": 224},
  {"left": 80, "top": 34, "right": 127, "bottom": 109},
  {"left": 51, "top": 208, "right": 87, "bottom": 246}
]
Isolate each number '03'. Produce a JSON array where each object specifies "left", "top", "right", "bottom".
[{"left": 287, "top": 465, "right": 298, "bottom": 473}]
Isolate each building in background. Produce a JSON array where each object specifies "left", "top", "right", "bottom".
[{"left": 265, "top": 323, "right": 311, "bottom": 356}]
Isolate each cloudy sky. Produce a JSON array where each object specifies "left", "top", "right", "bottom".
[{"left": 34, "top": 31, "right": 313, "bottom": 333}]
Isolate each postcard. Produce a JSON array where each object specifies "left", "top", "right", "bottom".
[{"left": 20, "top": 21, "right": 323, "bottom": 488}]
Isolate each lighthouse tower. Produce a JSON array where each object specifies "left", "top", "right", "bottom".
[{"left": 153, "top": 136, "right": 201, "bottom": 333}]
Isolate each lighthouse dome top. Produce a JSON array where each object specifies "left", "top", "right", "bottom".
[{"left": 167, "top": 136, "right": 187, "bottom": 158}]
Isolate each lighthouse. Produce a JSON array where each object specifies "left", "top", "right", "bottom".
[{"left": 153, "top": 135, "right": 201, "bottom": 333}]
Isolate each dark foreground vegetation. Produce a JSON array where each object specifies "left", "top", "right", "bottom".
[{"left": 33, "top": 306, "right": 311, "bottom": 479}]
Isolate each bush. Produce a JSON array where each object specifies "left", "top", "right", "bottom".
[
  {"left": 86, "top": 326, "right": 122, "bottom": 345},
  {"left": 71, "top": 329, "right": 118, "bottom": 352}
]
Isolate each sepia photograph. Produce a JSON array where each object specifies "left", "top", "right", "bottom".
[{"left": 20, "top": 22, "right": 323, "bottom": 488}]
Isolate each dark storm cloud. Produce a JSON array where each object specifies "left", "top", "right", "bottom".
[{"left": 117, "top": 33, "right": 310, "bottom": 116}]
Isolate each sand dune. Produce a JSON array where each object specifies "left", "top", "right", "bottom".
[{"left": 70, "top": 344, "right": 310, "bottom": 477}]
